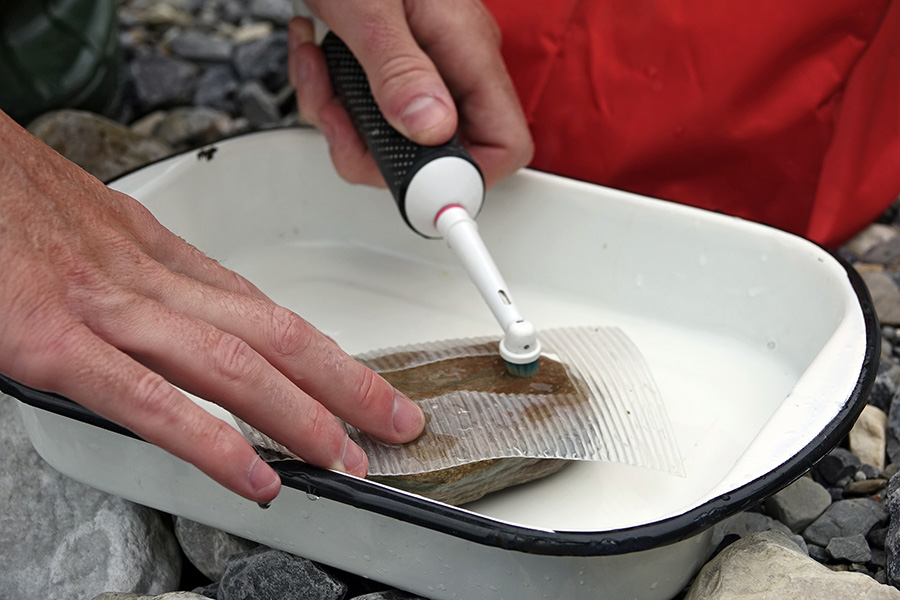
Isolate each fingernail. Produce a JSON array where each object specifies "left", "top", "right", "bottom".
[
  {"left": 399, "top": 95, "right": 451, "bottom": 137},
  {"left": 341, "top": 439, "right": 368, "bottom": 476},
  {"left": 392, "top": 391, "right": 424, "bottom": 438},
  {"left": 249, "top": 456, "right": 280, "bottom": 495}
]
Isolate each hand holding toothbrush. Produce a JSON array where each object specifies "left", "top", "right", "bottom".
[{"left": 288, "top": 0, "right": 533, "bottom": 191}]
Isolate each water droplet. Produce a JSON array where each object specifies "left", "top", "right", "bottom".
[
  {"left": 305, "top": 493, "right": 318, "bottom": 501},
  {"left": 299, "top": 510, "right": 309, "bottom": 519},
  {"left": 363, "top": 554, "right": 371, "bottom": 562},
  {"left": 767, "top": 340, "right": 777, "bottom": 350},
  {"left": 651, "top": 582, "right": 659, "bottom": 590}
]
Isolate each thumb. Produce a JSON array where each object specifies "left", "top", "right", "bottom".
[{"left": 305, "top": 1, "right": 458, "bottom": 145}]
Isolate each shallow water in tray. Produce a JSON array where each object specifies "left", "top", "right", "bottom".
[{"left": 222, "top": 241, "right": 799, "bottom": 531}]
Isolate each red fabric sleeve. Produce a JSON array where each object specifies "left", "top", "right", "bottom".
[{"left": 483, "top": 0, "right": 900, "bottom": 247}]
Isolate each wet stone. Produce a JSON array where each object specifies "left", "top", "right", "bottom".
[
  {"left": 28, "top": 109, "right": 172, "bottom": 181},
  {"left": 815, "top": 447, "right": 862, "bottom": 486},
  {"left": 248, "top": 0, "right": 293, "bottom": 26},
  {"left": 765, "top": 476, "right": 832, "bottom": 532},
  {"left": 0, "top": 396, "right": 182, "bottom": 598},
  {"left": 684, "top": 530, "right": 900, "bottom": 600},
  {"left": 170, "top": 31, "right": 235, "bottom": 62},
  {"left": 131, "top": 54, "right": 201, "bottom": 110},
  {"left": 155, "top": 106, "right": 235, "bottom": 147},
  {"left": 237, "top": 80, "right": 282, "bottom": 128},
  {"left": 861, "top": 271, "right": 900, "bottom": 326},
  {"left": 232, "top": 31, "right": 289, "bottom": 88},
  {"left": 845, "top": 479, "right": 888, "bottom": 496},
  {"left": 850, "top": 405, "right": 888, "bottom": 470},
  {"left": 803, "top": 498, "right": 888, "bottom": 547},
  {"left": 827, "top": 534, "right": 872, "bottom": 563},
  {"left": 218, "top": 546, "right": 346, "bottom": 600},
  {"left": 350, "top": 592, "right": 428, "bottom": 600},
  {"left": 720, "top": 511, "right": 808, "bottom": 554},
  {"left": 174, "top": 517, "right": 258, "bottom": 582},
  {"left": 844, "top": 224, "right": 899, "bottom": 260},
  {"left": 194, "top": 65, "right": 240, "bottom": 113}
]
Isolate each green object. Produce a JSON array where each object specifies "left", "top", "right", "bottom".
[{"left": 0, "top": 0, "right": 122, "bottom": 125}]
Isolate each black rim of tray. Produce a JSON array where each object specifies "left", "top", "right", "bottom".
[{"left": 0, "top": 128, "right": 881, "bottom": 557}]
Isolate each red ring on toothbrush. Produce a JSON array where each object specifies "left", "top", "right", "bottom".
[{"left": 434, "top": 204, "right": 465, "bottom": 227}]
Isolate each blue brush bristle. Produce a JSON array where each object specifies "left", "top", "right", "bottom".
[{"left": 504, "top": 358, "right": 540, "bottom": 378}]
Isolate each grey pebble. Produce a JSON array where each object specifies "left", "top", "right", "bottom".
[
  {"left": 232, "top": 31, "right": 289, "bottom": 88},
  {"left": 131, "top": 53, "right": 201, "bottom": 110},
  {"left": 815, "top": 448, "right": 862, "bottom": 486},
  {"left": 218, "top": 546, "right": 347, "bottom": 600},
  {"left": 237, "top": 80, "right": 282, "bottom": 128},
  {"left": 803, "top": 498, "right": 888, "bottom": 547},
  {"left": 170, "top": 31, "right": 235, "bottom": 62},
  {"left": 827, "top": 534, "right": 872, "bottom": 563}
]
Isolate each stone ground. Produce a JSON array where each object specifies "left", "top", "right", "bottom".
[{"left": 4, "top": 0, "right": 900, "bottom": 599}]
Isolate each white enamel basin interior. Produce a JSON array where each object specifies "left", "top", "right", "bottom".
[{"left": 111, "top": 129, "right": 867, "bottom": 533}]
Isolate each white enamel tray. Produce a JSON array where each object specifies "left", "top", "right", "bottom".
[{"left": 6, "top": 128, "right": 877, "bottom": 600}]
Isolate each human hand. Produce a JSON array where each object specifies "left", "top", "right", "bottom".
[
  {"left": 0, "top": 111, "right": 425, "bottom": 503},
  {"left": 289, "top": 0, "right": 533, "bottom": 189}
]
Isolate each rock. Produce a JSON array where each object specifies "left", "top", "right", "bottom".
[
  {"left": 194, "top": 65, "right": 241, "bottom": 113},
  {"left": 827, "top": 534, "right": 873, "bottom": 563},
  {"left": 130, "top": 109, "right": 170, "bottom": 137},
  {"left": 155, "top": 106, "right": 235, "bottom": 147},
  {"left": 851, "top": 405, "right": 888, "bottom": 469},
  {"left": 884, "top": 471, "right": 900, "bottom": 586},
  {"left": 765, "top": 476, "right": 832, "bottom": 532},
  {"left": 722, "top": 510, "right": 809, "bottom": 553},
  {"left": 861, "top": 271, "right": 900, "bottom": 326},
  {"left": 131, "top": 54, "right": 201, "bottom": 111},
  {"left": 170, "top": 31, "right": 235, "bottom": 62},
  {"left": 231, "top": 22, "right": 275, "bottom": 44},
  {"left": 218, "top": 546, "right": 347, "bottom": 600},
  {"left": 191, "top": 582, "right": 218, "bottom": 599},
  {"left": 174, "top": 517, "right": 258, "bottom": 581},
  {"left": 248, "top": 0, "right": 294, "bottom": 26},
  {"left": 93, "top": 594, "right": 210, "bottom": 600},
  {"left": 803, "top": 498, "right": 888, "bottom": 547},
  {"left": 844, "top": 224, "right": 899, "bottom": 259},
  {"left": 845, "top": 479, "right": 888, "bottom": 496},
  {"left": 684, "top": 530, "right": 900, "bottom": 599},
  {"left": 237, "top": 81, "right": 282, "bottom": 128},
  {"left": 868, "top": 361, "right": 900, "bottom": 413},
  {"left": 27, "top": 109, "right": 172, "bottom": 181},
  {"left": 0, "top": 395, "right": 181, "bottom": 599},
  {"left": 232, "top": 31, "right": 289, "bottom": 89},
  {"left": 350, "top": 592, "right": 427, "bottom": 600},
  {"left": 815, "top": 447, "right": 862, "bottom": 486},
  {"left": 865, "top": 235, "right": 900, "bottom": 265}
]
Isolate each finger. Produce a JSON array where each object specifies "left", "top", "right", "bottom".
[
  {"left": 289, "top": 17, "right": 386, "bottom": 186},
  {"left": 127, "top": 270, "right": 424, "bottom": 444},
  {"left": 305, "top": 0, "right": 458, "bottom": 145},
  {"left": 86, "top": 294, "right": 375, "bottom": 477},
  {"left": 405, "top": 1, "right": 534, "bottom": 187},
  {"left": 23, "top": 321, "right": 283, "bottom": 503}
]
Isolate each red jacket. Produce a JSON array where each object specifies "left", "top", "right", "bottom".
[{"left": 484, "top": 0, "right": 900, "bottom": 248}]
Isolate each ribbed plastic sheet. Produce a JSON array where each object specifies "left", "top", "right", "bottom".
[{"left": 239, "top": 326, "right": 683, "bottom": 477}]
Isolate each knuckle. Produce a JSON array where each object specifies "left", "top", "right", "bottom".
[
  {"left": 351, "top": 368, "right": 383, "bottom": 414},
  {"left": 211, "top": 334, "right": 259, "bottom": 383},
  {"left": 267, "top": 306, "right": 315, "bottom": 358},
  {"left": 131, "top": 371, "right": 180, "bottom": 426}
]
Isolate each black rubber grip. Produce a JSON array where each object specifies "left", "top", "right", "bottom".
[{"left": 321, "top": 31, "right": 482, "bottom": 236}]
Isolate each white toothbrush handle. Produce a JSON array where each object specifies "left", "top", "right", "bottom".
[{"left": 435, "top": 206, "right": 541, "bottom": 364}]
